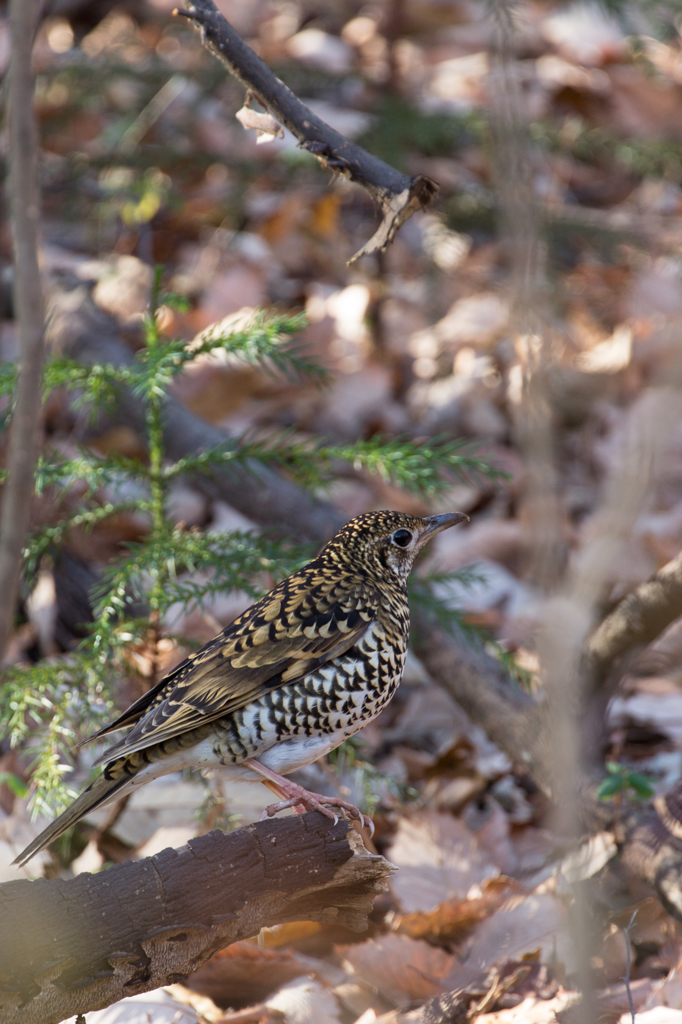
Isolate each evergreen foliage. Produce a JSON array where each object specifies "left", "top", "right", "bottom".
[
  {"left": 0, "top": 273, "right": 500, "bottom": 822},
  {"left": 596, "top": 761, "right": 655, "bottom": 803}
]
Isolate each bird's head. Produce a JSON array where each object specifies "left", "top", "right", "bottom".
[{"left": 325, "top": 509, "right": 469, "bottom": 582}]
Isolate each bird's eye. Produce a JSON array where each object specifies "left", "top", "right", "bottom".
[{"left": 392, "top": 529, "right": 412, "bottom": 548}]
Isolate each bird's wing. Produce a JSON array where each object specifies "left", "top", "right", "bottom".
[{"left": 93, "top": 574, "right": 378, "bottom": 767}]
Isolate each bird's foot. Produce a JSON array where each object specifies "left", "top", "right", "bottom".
[
  {"left": 260, "top": 782, "right": 374, "bottom": 837},
  {"left": 242, "top": 757, "right": 374, "bottom": 836}
]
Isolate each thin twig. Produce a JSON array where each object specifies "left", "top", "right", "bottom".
[
  {"left": 0, "top": 0, "right": 46, "bottom": 663},
  {"left": 622, "top": 909, "right": 638, "bottom": 1024},
  {"left": 118, "top": 74, "right": 188, "bottom": 153},
  {"left": 175, "top": 0, "right": 437, "bottom": 263}
]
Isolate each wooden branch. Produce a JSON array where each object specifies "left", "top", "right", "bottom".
[
  {"left": 583, "top": 549, "right": 682, "bottom": 694},
  {"left": 175, "top": 0, "right": 438, "bottom": 264},
  {"left": 0, "top": 814, "right": 392, "bottom": 1024},
  {"left": 0, "top": 0, "right": 47, "bottom": 661}
]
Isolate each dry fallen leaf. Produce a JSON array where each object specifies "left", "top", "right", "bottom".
[
  {"left": 286, "top": 28, "right": 352, "bottom": 74},
  {"left": 188, "top": 941, "right": 342, "bottom": 1008},
  {"left": 75, "top": 988, "right": 208, "bottom": 1024},
  {"left": 575, "top": 325, "right": 632, "bottom": 373},
  {"left": 596, "top": 978, "right": 656, "bottom": 1019},
  {"left": 642, "top": 949, "right": 682, "bottom": 1011},
  {"left": 540, "top": 2, "right": 626, "bottom": 65},
  {"left": 386, "top": 812, "right": 499, "bottom": 913},
  {"left": 410, "top": 293, "right": 509, "bottom": 358},
  {"left": 394, "top": 877, "right": 518, "bottom": 946},
  {"left": 92, "top": 255, "right": 154, "bottom": 322},
  {"left": 559, "top": 830, "right": 618, "bottom": 884},
  {"left": 458, "top": 893, "right": 574, "bottom": 980},
  {"left": 265, "top": 976, "right": 342, "bottom": 1024},
  {"left": 236, "top": 104, "right": 284, "bottom": 144},
  {"left": 338, "top": 934, "right": 457, "bottom": 1007},
  {"left": 621, "top": 1010, "right": 682, "bottom": 1023}
]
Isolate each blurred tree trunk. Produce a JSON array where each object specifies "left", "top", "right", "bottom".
[{"left": 0, "top": 0, "right": 46, "bottom": 661}]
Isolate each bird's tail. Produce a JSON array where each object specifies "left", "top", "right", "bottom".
[{"left": 12, "top": 758, "right": 134, "bottom": 867}]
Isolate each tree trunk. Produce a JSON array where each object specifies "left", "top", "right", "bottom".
[{"left": 0, "top": 0, "right": 47, "bottom": 662}]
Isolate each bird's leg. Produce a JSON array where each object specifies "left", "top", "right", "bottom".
[
  {"left": 259, "top": 776, "right": 307, "bottom": 815},
  {"left": 243, "top": 758, "right": 373, "bottom": 833}
]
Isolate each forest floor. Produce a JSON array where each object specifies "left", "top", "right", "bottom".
[{"left": 5, "top": 1, "right": 682, "bottom": 1021}]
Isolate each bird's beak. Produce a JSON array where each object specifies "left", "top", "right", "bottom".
[{"left": 418, "top": 511, "right": 469, "bottom": 546}]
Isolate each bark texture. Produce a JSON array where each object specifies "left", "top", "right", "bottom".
[{"left": 0, "top": 814, "right": 391, "bottom": 1024}]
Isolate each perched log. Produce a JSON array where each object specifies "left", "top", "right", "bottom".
[{"left": 0, "top": 813, "right": 391, "bottom": 1024}]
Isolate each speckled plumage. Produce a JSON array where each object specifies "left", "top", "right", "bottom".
[{"left": 15, "top": 509, "right": 466, "bottom": 865}]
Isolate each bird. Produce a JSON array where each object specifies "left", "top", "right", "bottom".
[{"left": 14, "top": 509, "right": 468, "bottom": 865}]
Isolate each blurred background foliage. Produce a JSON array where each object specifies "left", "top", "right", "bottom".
[{"left": 5, "top": 1, "right": 682, "bottom": 1015}]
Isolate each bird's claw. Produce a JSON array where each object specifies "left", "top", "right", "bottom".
[{"left": 260, "top": 786, "right": 374, "bottom": 835}]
